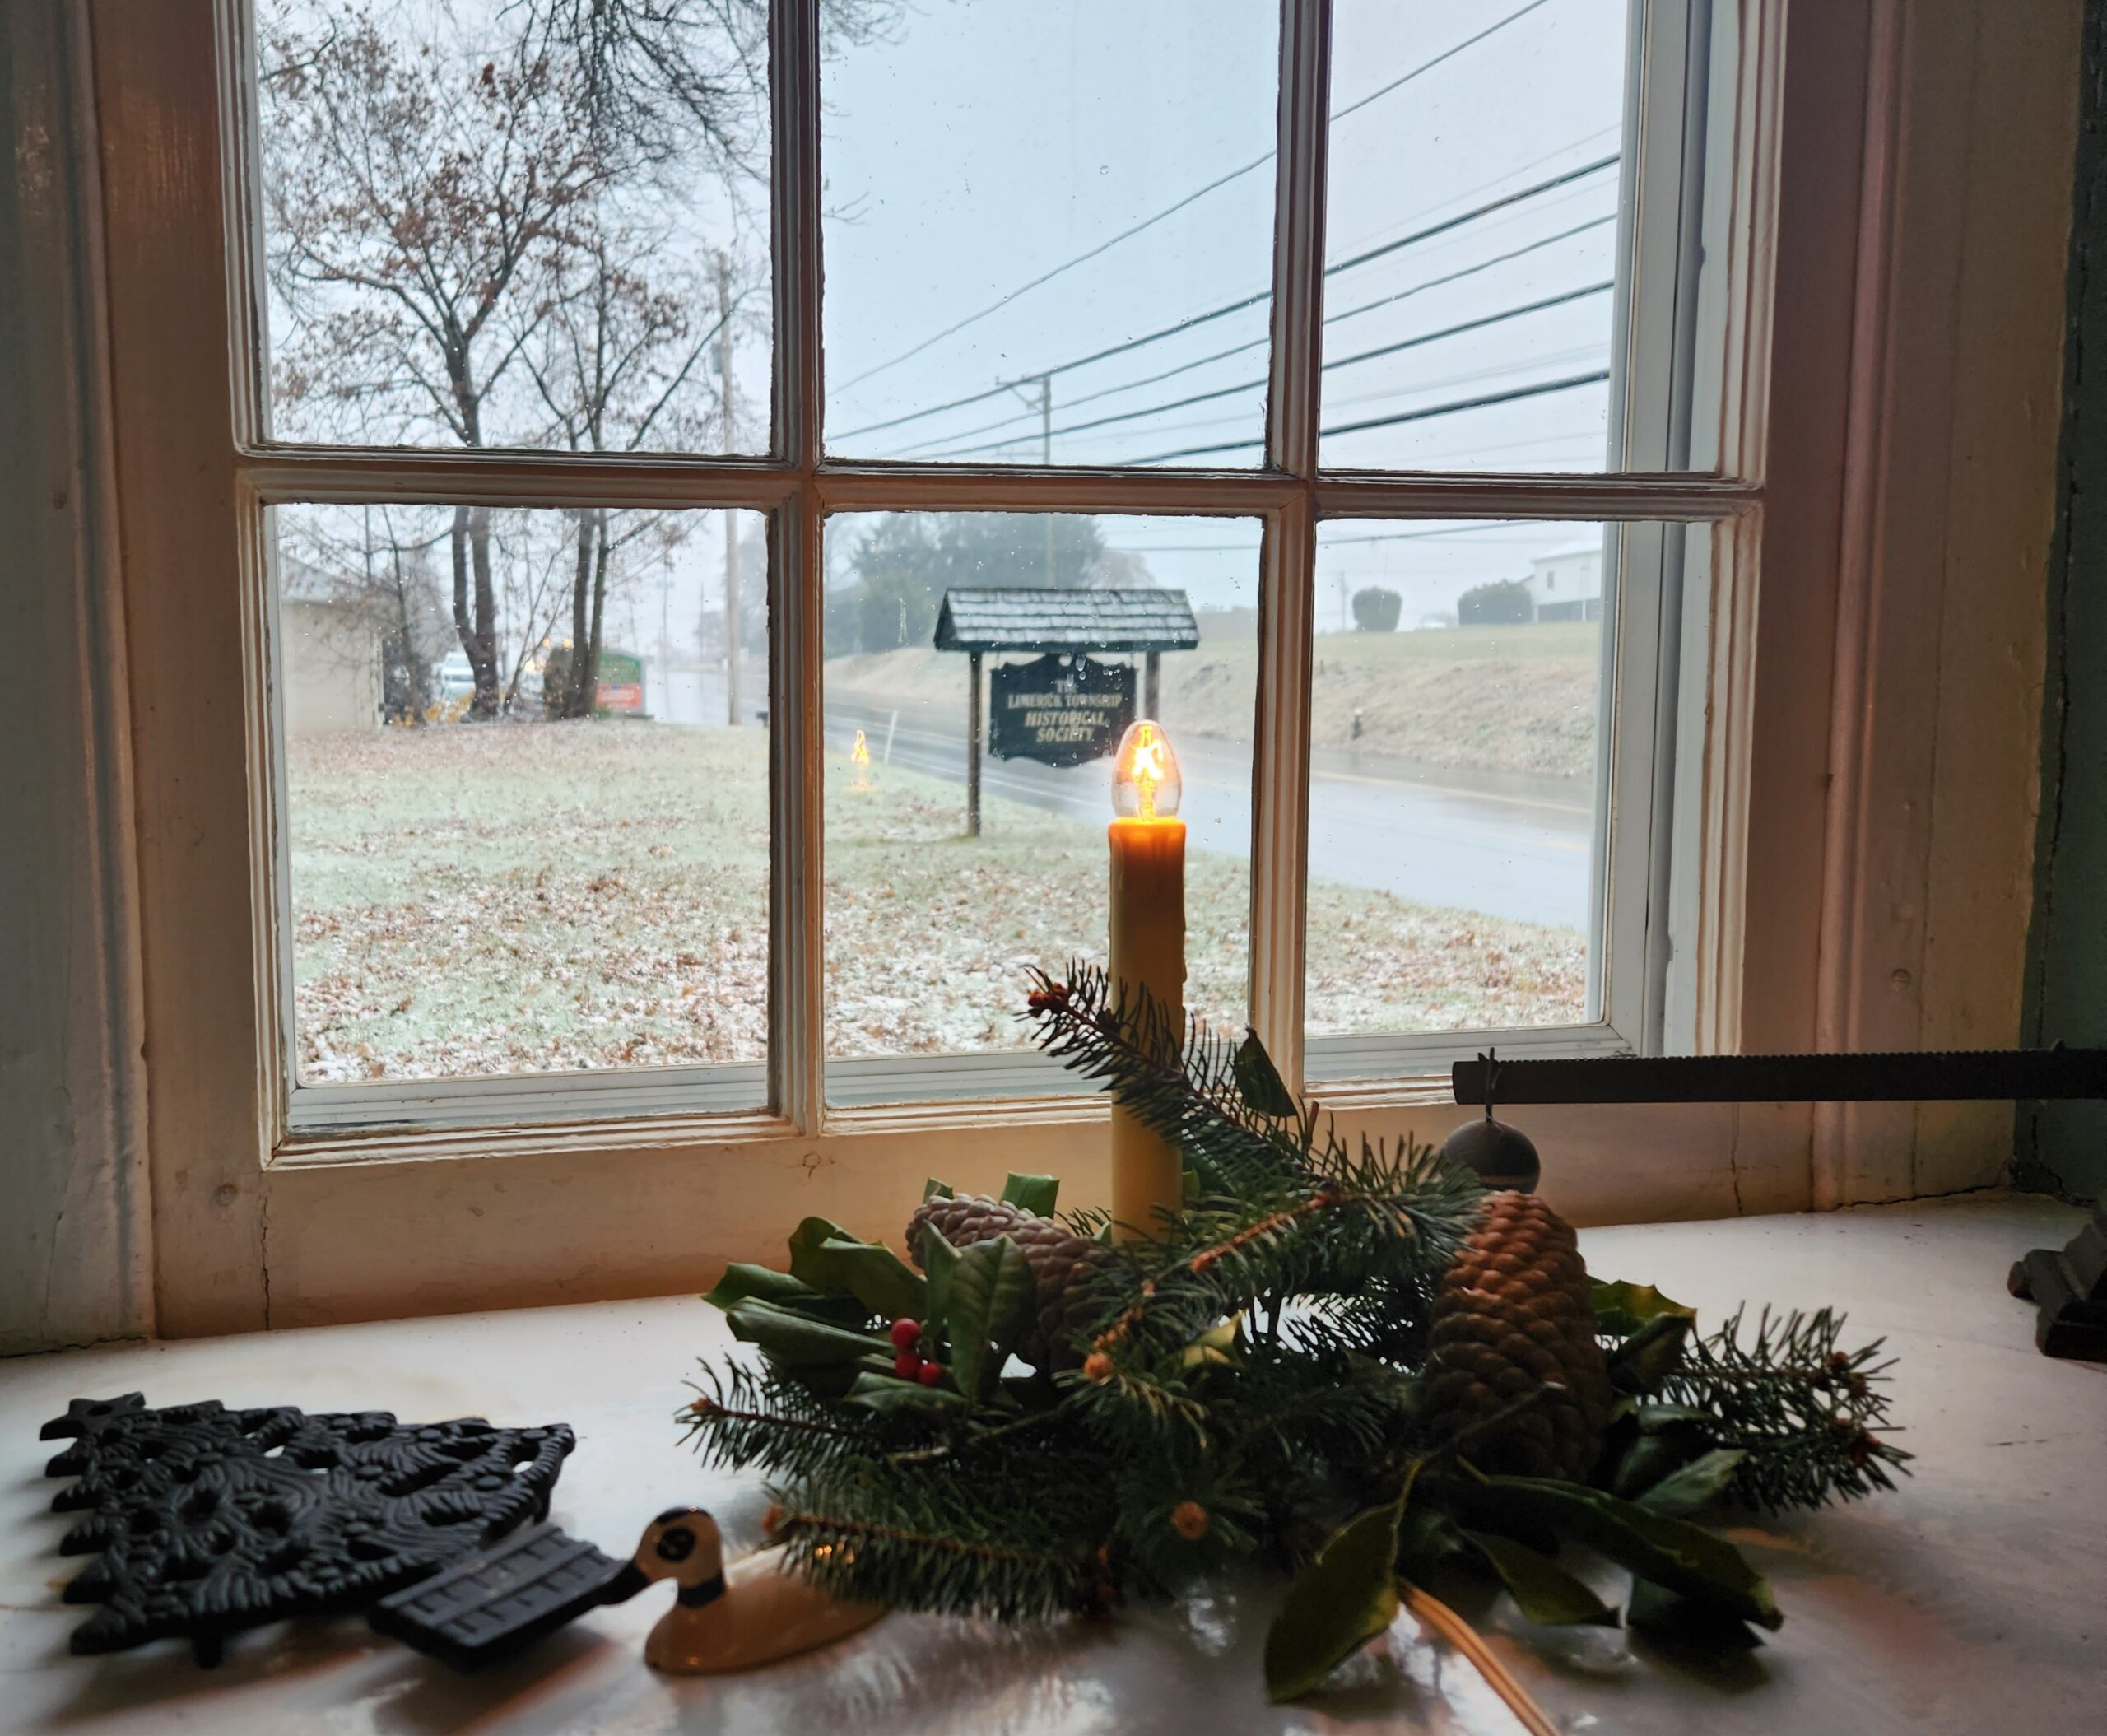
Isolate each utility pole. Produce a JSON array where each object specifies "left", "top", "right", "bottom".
[
  {"left": 719, "top": 252, "right": 741, "bottom": 728},
  {"left": 1039, "top": 374, "right": 1056, "bottom": 588}
]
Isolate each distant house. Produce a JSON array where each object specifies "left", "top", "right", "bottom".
[
  {"left": 278, "top": 556, "right": 384, "bottom": 734},
  {"left": 1524, "top": 542, "right": 1605, "bottom": 623}
]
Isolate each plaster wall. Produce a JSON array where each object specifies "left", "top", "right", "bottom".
[{"left": 0, "top": 1, "right": 151, "bottom": 1352}]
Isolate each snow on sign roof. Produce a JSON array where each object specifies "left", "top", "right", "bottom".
[{"left": 933, "top": 587, "right": 1201, "bottom": 654}]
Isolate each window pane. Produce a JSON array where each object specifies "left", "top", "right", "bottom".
[
  {"left": 275, "top": 503, "right": 769, "bottom": 1088},
  {"left": 1305, "top": 519, "right": 1616, "bottom": 1040},
  {"left": 823, "top": 2, "right": 1280, "bottom": 466},
  {"left": 1321, "top": 0, "right": 1632, "bottom": 472},
  {"left": 256, "top": 1, "right": 770, "bottom": 454},
  {"left": 823, "top": 514, "right": 1256, "bottom": 1082}
]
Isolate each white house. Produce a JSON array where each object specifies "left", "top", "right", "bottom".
[{"left": 1524, "top": 542, "right": 1605, "bottom": 623}]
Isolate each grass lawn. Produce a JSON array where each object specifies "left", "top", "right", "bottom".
[
  {"left": 826, "top": 618, "right": 1601, "bottom": 780},
  {"left": 286, "top": 721, "right": 1587, "bottom": 1082}
]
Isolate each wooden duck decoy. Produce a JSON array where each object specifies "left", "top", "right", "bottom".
[{"left": 609, "top": 1506, "right": 886, "bottom": 1674}]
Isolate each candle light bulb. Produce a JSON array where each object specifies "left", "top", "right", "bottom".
[{"left": 1112, "top": 720, "right": 1182, "bottom": 821}]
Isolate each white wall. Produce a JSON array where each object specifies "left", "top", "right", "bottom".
[{"left": 1, "top": 2, "right": 151, "bottom": 1352}]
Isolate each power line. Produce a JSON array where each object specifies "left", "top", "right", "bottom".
[
  {"left": 1127, "top": 368, "right": 1611, "bottom": 465},
  {"left": 909, "top": 282, "right": 1613, "bottom": 462},
  {"left": 882, "top": 212, "right": 1619, "bottom": 458},
  {"left": 853, "top": 187, "right": 1620, "bottom": 456},
  {"left": 830, "top": 0, "right": 1560, "bottom": 399}
]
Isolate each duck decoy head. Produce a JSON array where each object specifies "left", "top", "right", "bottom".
[{"left": 603, "top": 1506, "right": 725, "bottom": 1604}]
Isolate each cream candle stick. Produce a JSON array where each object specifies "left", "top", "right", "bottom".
[{"left": 1107, "top": 720, "right": 1187, "bottom": 1241}]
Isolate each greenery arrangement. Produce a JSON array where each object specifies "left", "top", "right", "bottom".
[{"left": 680, "top": 962, "right": 1909, "bottom": 1706}]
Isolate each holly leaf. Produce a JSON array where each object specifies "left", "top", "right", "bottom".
[
  {"left": 785, "top": 1217, "right": 926, "bottom": 1322},
  {"left": 946, "top": 1234, "right": 1037, "bottom": 1402},
  {"left": 1458, "top": 1529, "right": 1618, "bottom": 1627},
  {"left": 1592, "top": 1278, "right": 1698, "bottom": 1338},
  {"left": 1263, "top": 1502, "right": 1402, "bottom": 1702},
  {"left": 999, "top": 1173, "right": 1060, "bottom": 1215},
  {"left": 842, "top": 1371, "right": 970, "bottom": 1418},
  {"left": 1454, "top": 1477, "right": 1780, "bottom": 1631},
  {"left": 1637, "top": 1449, "right": 1747, "bottom": 1518},
  {"left": 722, "top": 1299, "right": 895, "bottom": 1369},
  {"left": 1607, "top": 1313, "right": 1695, "bottom": 1394},
  {"left": 1233, "top": 1027, "right": 1298, "bottom": 1119},
  {"left": 921, "top": 1222, "right": 959, "bottom": 1351}
]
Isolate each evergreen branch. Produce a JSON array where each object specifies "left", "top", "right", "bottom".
[
  {"left": 1658, "top": 1306, "right": 1912, "bottom": 1510},
  {"left": 680, "top": 1360, "right": 891, "bottom": 1481},
  {"left": 770, "top": 1458, "right": 1113, "bottom": 1623}
]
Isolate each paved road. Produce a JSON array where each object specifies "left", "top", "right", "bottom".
[{"left": 823, "top": 697, "right": 1593, "bottom": 930}]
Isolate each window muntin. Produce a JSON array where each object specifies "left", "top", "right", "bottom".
[
  {"left": 821, "top": 0, "right": 1282, "bottom": 466},
  {"left": 229, "top": 0, "right": 1749, "bottom": 1137},
  {"left": 272, "top": 501, "right": 770, "bottom": 1107},
  {"left": 253, "top": 0, "right": 773, "bottom": 456}
]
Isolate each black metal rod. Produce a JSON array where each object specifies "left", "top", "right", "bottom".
[{"left": 1450, "top": 1049, "right": 2107, "bottom": 1106}]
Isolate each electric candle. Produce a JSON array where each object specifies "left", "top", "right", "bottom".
[{"left": 1107, "top": 720, "right": 1186, "bottom": 1240}]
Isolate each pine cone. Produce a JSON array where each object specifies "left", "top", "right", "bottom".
[
  {"left": 1419, "top": 1192, "right": 1612, "bottom": 1480},
  {"left": 905, "top": 1194, "right": 1114, "bottom": 1371}
]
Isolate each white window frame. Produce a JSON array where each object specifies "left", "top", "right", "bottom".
[{"left": 95, "top": 0, "right": 1844, "bottom": 1338}]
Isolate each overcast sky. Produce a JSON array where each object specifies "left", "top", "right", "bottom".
[{"left": 266, "top": 0, "right": 1643, "bottom": 654}]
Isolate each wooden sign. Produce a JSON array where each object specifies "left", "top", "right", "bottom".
[{"left": 988, "top": 654, "right": 1136, "bottom": 766}]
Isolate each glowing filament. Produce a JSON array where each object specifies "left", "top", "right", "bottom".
[{"left": 1112, "top": 720, "right": 1182, "bottom": 821}]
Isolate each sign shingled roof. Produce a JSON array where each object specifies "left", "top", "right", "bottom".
[{"left": 933, "top": 587, "right": 1201, "bottom": 654}]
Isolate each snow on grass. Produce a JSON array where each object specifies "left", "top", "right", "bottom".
[{"left": 286, "top": 722, "right": 1586, "bottom": 1082}]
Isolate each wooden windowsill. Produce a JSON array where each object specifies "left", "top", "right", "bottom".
[{"left": 2, "top": 1193, "right": 2098, "bottom": 1735}]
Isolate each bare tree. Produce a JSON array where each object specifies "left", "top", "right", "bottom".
[{"left": 263, "top": 7, "right": 612, "bottom": 717}]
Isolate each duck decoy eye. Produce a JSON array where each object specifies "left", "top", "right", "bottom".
[{"left": 655, "top": 1527, "right": 696, "bottom": 1563}]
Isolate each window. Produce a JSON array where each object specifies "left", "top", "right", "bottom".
[
  {"left": 231, "top": 0, "right": 1747, "bottom": 1134},
  {"left": 91, "top": 0, "right": 1837, "bottom": 1332}
]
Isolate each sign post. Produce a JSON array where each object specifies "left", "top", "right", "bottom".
[{"left": 933, "top": 587, "right": 1201, "bottom": 837}]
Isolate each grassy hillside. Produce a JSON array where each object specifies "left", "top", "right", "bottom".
[{"left": 826, "top": 619, "right": 1600, "bottom": 780}]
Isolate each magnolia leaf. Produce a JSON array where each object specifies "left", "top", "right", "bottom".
[
  {"left": 1637, "top": 1449, "right": 1747, "bottom": 1517},
  {"left": 1394, "top": 1506, "right": 1469, "bottom": 1583},
  {"left": 722, "top": 1299, "right": 895, "bottom": 1369},
  {"left": 1263, "top": 1502, "right": 1403, "bottom": 1702},
  {"left": 947, "top": 1234, "right": 1037, "bottom": 1402},
  {"left": 1610, "top": 1431, "right": 1703, "bottom": 1501},
  {"left": 1233, "top": 1027, "right": 1299, "bottom": 1119},
  {"left": 922, "top": 1177, "right": 955, "bottom": 1202},
  {"left": 842, "top": 1371, "right": 970, "bottom": 1417},
  {"left": 1456, "top": 1477, "right": 1781, "bottom": 1631},
  {"left": 921, "top": 1222, "right": 960, "bottom": 1351},
  {"left": 1458, "top": 1529, "right": 1618, "bottom": 1627},
  {"left": 1627, "top": 1579, "right": 1765, "bottom": 1650},
  {"left": 702, "top": 1263, "right": 818, "bottom": 1311},
  {"left": 785, "top": 1217, "right": 926, "bottom": 1322},
  {"left": 1607, "top": 1313, "right": 1696, "bottom": 1394},
  {"left": 999, "top": 1173, "right": 1060, "bottom": 1216},
  {"left": 1591, "top": 1278, "right": 1699, "bottom": 1337}
]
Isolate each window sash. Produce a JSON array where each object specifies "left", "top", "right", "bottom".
[{"left": 219, "top": 0, "right": 1765, "bottom": 1142}]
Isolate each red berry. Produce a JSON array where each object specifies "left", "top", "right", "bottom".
[
  {"left": 917, "top": 1361, "right": 944, "bottom": 1387},
  {"left": 889, "top": 1317, "right": 921, "bottom": 1351},
  {"left": 893, "top": 1350, "right": 922, "bottom": 1379}
]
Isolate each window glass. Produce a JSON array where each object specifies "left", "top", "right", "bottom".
[
  {"left": 1321, "top": 0, "right": 1631, "bottom": 472},
  {"left": 274, "top": 502, "right": 769, "bottom": 1086},
  {"left": 255, "top": 0, "right": 770, "bottom": 454},
  {"left": 1304, "top": 519, "right": 1616, "bottom": 1040},
  {"left": 822, "top": 1, "right": 1281, "bottom": 465},
  {"left": 822, "top": 514, "right": 1257, "bottom": 1075}
]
